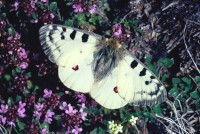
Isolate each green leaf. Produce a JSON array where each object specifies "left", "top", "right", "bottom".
[
  {"left": 15, "top": 95, "right": 22, "bottom": 102},
  {"left": 27, "top": 80, "right": 33, "bottom": 89},
  {"left": 195, "top": 76, "right": 200, "bottom": 84},
  {"left": 64, "top": 19, "right": 73, "bottom": 27},
  {"left": 169, "top": 87, "right": 179, "bottom": 98},
  {"left": 181, "top": 77, "right": 191, "bottom": 85},
  {"left": 53, "top": 115, "right": 61, "bottom": 120},
  {"left": 49, "top": 2, "right": 57, "bottom": 11},
  {"left": 130, "top": 19, "right": 140, "bottom": 25},
  {"left": 1, "top": 13, "right": 6, "bottom": 18},
  {"left": 77, "top": 13, "right": 85, "bottom": 21},
  {"left": 145, "top": 56, "right": 152, "bottom": 64},
  {"left": 158, "top": 58, "right": 174, "bottom": 67},
  {"left": 8, "top": 27, "right": 15, "bottom": 35},
  {"left": 24, "top": 72, "right": 31, "bottom": 77},
  {"left": 31, "top": 12, "right": 37, "bottom": 19},
  {"left": 4, "top": 74, "right": 11, "bottom": 81},
  {"left": 172, "top": 78, "right": 181, "bottom": 85},
  {"left": 16, "top": 118, "right": 26, "bottom": 131},
  {"left": 153, "top": 104, "right": 163, "bottom": 115},
  {"left": 41, "top": 123, "right": 49, "bottom": 129},
  {"left": 7, "top": 97, "right": 14, "bottom": 106},
  {"left": 190, "top": 91, "right": 199, "bottom": 99}
]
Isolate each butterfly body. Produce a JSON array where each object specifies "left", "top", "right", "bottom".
[{"left": 39, "top": 24, "right": 167, "bottom": 109}]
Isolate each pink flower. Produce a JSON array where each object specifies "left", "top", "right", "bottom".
[
  {"left": 65, "top": 104, "right": 77, "bottom": 116},
  {"left": 17, "top": 101, "right": 26, "bottom": 118},
  {"left": 72, "top": 126, "right": 83, "bottom": 134},
  {"left": 80, "top": 108, "right": 87, "bottom": 120},
  {"left": 41, "top": 128, "right": 49, "bottom": 134},
  {"left": 0, "top": 115, "right": 6, "bottom": 124},
  {"left": 20, "top": 62, "right": 28, "bottom": 69},
  {"left": 17, "top": 47, "right": 27, "bottom": 59},
  {"left": 8, "top": 121, "right": 16, "bottom": 126},
  {"left": 73, "top": 4, "right": 83, "bottom": 13},
  {"left": 44, "top": 109, "right": 55, "bottom": 124},
  {"left": 89, "top": 4, "right": 97, "bottom": 14},
  {"left": 59, "top": 102, "right": 68, "bottom": 110},
  {"left": 35, "top": 103, "right": 44, "bottom": 111},
  {"left": 41, "top": 0, "right": 47, "bottom": 2},
  {"left": 13, "top": 1, "right": 19, "bottom": 11},
  {"left": 113, "top": 24, "right": 122, "bottom": 37},
  {"left": 43, "top": 88, "right": 52, "bottom": 98},
  {"left": 33, "top": 111, "right": 42, "bottom": 119},
  {"left": 0, "top": 104, "right": 8, "bottom": 113}
]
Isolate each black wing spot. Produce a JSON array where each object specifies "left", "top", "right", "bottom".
[
  {"left": 61, "top": 32, "right": 65, "bottom": 40},
  {"left": 139, "top": 68, "right": 146, "bottom": 76},
  {"left": 82, "top": 34, "right": 89, "bottom": 42},
  {"left": 150, "top": 75, "right": 156, "bottom": 79},
  {"left": 145, "top": 81, "right": 150, "bottom": 85},
  {"left": 70, "top": 30, "right": 76, "bottom": 40},
  {"left": 62, "top": 27, "right": 66, "bottom": 32},
  {"left": 130, "top": 60, "right": 138, "bottom": 69}
]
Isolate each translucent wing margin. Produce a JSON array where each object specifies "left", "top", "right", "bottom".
[{"left": 117, "top": 51, "right": 167, "bottom": 106}]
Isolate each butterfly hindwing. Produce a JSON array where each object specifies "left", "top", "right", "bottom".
[
  {"left": 90, "top": 68, "right": 128, "bottom": 109},
  {"left": 116, "top": 52, "right": 167, "bottom": 106}
]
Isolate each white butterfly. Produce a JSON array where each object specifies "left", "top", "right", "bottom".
[{"left": 39, "top": 24, "right": 167, "bottom": 109}]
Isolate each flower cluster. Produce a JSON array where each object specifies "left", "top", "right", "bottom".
[
  {"left": 1, "top": 33, "right": 29, "bottom": 69},
  {"left": 112, "top": 24, "right": 131, "bottom": 44},
  {"left": 108, "top": 121, "right": 123, "bottom": 134},
  {"left": 59, "top": 101, "right": 87, "bottom": 133},
  {"left": 0, "top": 101, "right": 26, "bottom": 126},
  {"left": 72, "top": 0, "right": 97, "bottom": 14}
]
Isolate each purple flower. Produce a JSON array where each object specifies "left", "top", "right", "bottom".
[
  {"left": 76, "top": 93, "right": 86, "bottom": 103},
  {"left": 41, "top": 128, "right": 49, "bottom": 134},
  {"left": 20, "top": 62, "right": 29, "bottom": 69},
  {"left": 44, "top": 109, "right": 55, "bottom": 124},
  {"left": 80, "top": 108, "right": 87, "bottom": 120},
  {"left": 0, "top": 115, "right": 6, "bottom": 124},
  {"left": 17, "top": 101, "right": 26, "bottom": 118},
  {"left": 43, "top": 88, "right": 52, "bottom": 98},
  {"left": 19, "top": 101, "right": 26, "bottom": 109},
  {"left": 0, "top": 104, "right": 8, "bottom": 113},
  {"left": 35, "top": 103, "right": 44, "bottom": 111},
  {"left": 8, "top": 121, "right": 16, "bottom": 127},
  {"left": 113, "top": 24, "right": 122, "bottom": 37},
  {"left": 41, "top": 0, "right": 47, "bottom": 2},
  {"left": 73, "top": 4, "right": 83, "bottom": 13},
  {"left": 59, "top": 102, "right": 68, "bottom": 110},
  {"left": 89, "top": 4, "right": 97, "bottom": 14},
  {"left": 33, "top": 111, "right": 42, "bottom": 119},
  {"left": 17, "top": 108, "right": 26, "bottom": 117},
  {"left": 13, "top": 1, "right": 19, "bottom": 11},
  {"left": 65, "top": 104, "right": 77, "bottom": 116},
  {"left": 17, "top": 47, "right": 27, "bottom": 59},
  {"left": 72, "top": 126, "right": 83, "bottom": 134}
]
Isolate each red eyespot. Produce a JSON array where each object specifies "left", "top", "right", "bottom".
[
  {"left": 113, "top": 86, "right": 118, "bottom": 93},
  {"left": 72, "top": 65, "right": 79, "bottom": 71}
]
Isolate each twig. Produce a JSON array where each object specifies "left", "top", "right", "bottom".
[
  {"left": 162, "top": 1, "right": 180, "bottom": 11},
  {"left": 119, "top": 10, "right": 134, "bottom": 24},
  {"left": 183, "top": 21, "right": 200, "bottom": 74}
]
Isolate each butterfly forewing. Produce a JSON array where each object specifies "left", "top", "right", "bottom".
[{"left": 39, "top": 25, "right": 101, "bottom": 67}]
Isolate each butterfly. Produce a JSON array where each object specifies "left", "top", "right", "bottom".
[{"left": 39, "top": 24, "right": 167, "bottom": 109}]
